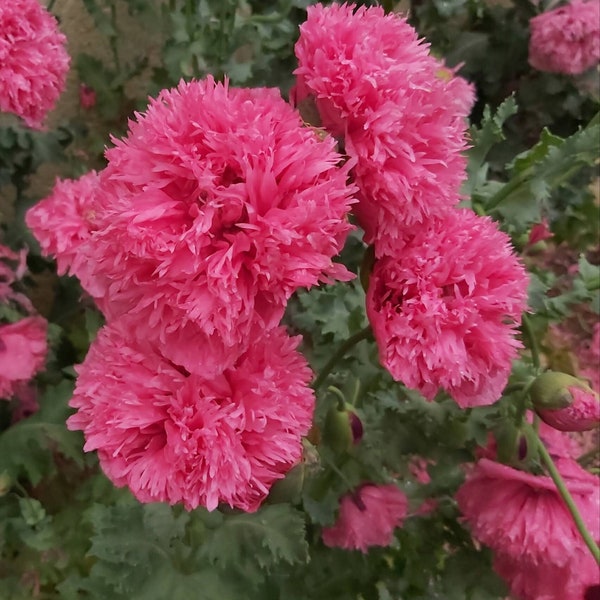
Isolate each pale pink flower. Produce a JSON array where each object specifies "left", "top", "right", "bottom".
[
  {"left": 0, "top": 316, "right": 47, "bottom": 399},
  {"left": 74, "top": 77, "right": 355, "bottom": 375},
  {"left": 26, "top": 171, "right": 100, "bottom": 276},
  {"left": 456, "top": 457, "right": 600, "bottom": 600},
  {"left": 0, "top": 0, "right": 70, "bottom": 129},
  {"left": 529, "top": 0, "right": 600, "bottom": 75},
  {"left": 366, "top": 209, "right": 529, "bottom": 407},
  {"left": 322, "top": 484, "right": 408, "bottom": 552},
  {"left": 294, "top": 3, "right": 471, "bottom": 254},
  {"left": 67, "top": 321, "right": 315, "bottom": 512}
]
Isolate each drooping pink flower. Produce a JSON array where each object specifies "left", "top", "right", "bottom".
[
  {"left": 74, "top": 77, "right": 355, "bottom": 375},
  {"left": 456, "top": 457, "right": 600, "bottom": 600},
  {"left": 529, "top": 0, "right": 600, "bottom": 75},
  {"left": 0, "top": 244, "right": 29, "bottom": 307},
  {"left": 294, "top": 3, "right": 472, "bottom": 254},
  {"left": 322, "top": 484, "right": 408, "bottom": 553},
  {"left": 0, "top": 0, "right": 70, "bottom": 129},
  {"left": 366, "top": 209, "right": 529, "bottom": 407},
  {"left": 78, "top": 83, "right": 96, "bottom": 110},
  {"left": 0, "top": 316, "right": 47, "bottom": 399},
  {"left": 67, "top": 321, "right": 315, "bottom": 512},
  {"left": 26, "top": 171, "right": 100, "bottom": 276},
  {"left": 528, "top": 219, "right": 553, "bottom": 246}
]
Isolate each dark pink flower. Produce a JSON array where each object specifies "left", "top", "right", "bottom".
[
  {"left": 322, "top": 484, "right": 408, "bottom": 552},
  {"left": 456, "top": 457, "right": 600, "bottom": 600},
  {"left": 0, "top": 0, "right": 70, "bottom": 128},
  {"left": 78, "top": 83, "right": 96, "bottom": 110},
  {"left": 529, "top": 0, "right": 600, "bottom": 75},
  {"left": 0, "top": 316, "right": 47, "bottom": 399},
  {"left": 366, "top": 209, "right": 529, "bottom": 407},
  {"left": 67, "top": 322, "right": 315, "bottom": 512},
  {"left": 528, "top": 219, "right": 553, "bottom": 246},
  {"left": 74, "top": 77, "right": 355, "bottom": 375},
  {"left": 294, "top": 3, "right": 471, "bottom": 254},
  {"left": 26, "top": 171, "right": 100, "bottom": 276}
]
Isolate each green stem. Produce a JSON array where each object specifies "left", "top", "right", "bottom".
[
  {"left": 312, "top": 326, "right": 372, "bottom": 391},
  {"left": 47, "top": 0, "right": 57, "bottom": 11},
  {"left": 521, "top": 313, "right": 541, "bottom": 370},
  {"left": 527, "top": 423, "right": 600, "bottom": 563}
]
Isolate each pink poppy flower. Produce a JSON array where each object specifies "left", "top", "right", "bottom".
[
  {"left": 456, "top": 457, "right": 600, "bottom": 600},
  {"left": 67, "top": 321, "right": 315, "bottom": 512},
  {"left": 26, "top": 171, "right": 100, "bottom": 276},
  {"left": 0, "top": 0, "right": 70, "bottom": 128},
  {"left": 74, "top": 77, "right": 355, "bottom": 375},
  {"left": 366, "top": 209, "right": 529, "bottom": 407},
  {"left": 529, "top": 0, "right": 600, "bottom": 75},
  {"left": 294, "top": 3, "right": 472, "bottom": 254},
  {"left": 322, "top": 484, "right": 408, "bottom": 553},
  {"left": 78, "top": 83, "right": 96, "bottom": 110},
  {"left": 0, "top": 316, "right": 47, "bottom": 399}
]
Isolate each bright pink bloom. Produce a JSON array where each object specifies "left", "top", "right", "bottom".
[
  {"left": 74, "top": 77, "right": 355, "bottom": 375},
  {"left": 366, "top": 209, "right": 529, "bottom": 407},
  {"left": 0, "top": 0, "right": 70, "bottom": 129},
  {"left": 538, "top": 386, "right": 600, "bottom": 432},
  {"left": 26, "top": 171, "right": 100, "bottom": 276},
  {"left": 294, "top": 3, "right": 472, "bottom": 254},
  {"left": 456, "top": 457, "right": 600, "bottom": 600},
  {"left": 0, "top": 317, "right": 47, "bottom": 399},
  {"left": 67, "top": 322, "right": 315, "bottom": 512},
  {"left": 322, "top": 484, "right": 408, "bottom": 552},
  {"left": 529, "top": 0, "right": 600, "bottom": 75},
  {"left": 78, "top": 83, "right": 96, "bottom": 110}
]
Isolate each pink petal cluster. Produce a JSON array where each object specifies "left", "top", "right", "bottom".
[
  {"left": 529, "top": 0, "right": 600, "bottom": 75},
  {"left": 0, "top": 316, "right": 47, "bottom": 399},
  {"left": 366, "top": 209, "right": 529, "bottom": 407},
  {"left": 294, "top": 3, "right": 474, "bottom": 254},
  {"left": 72, "top": 77, "right": 354, "bottom": 374},
  {"left": 26, "top": 171, "right": 100, "bottom": 276},
  {"left": 322, "top": 484, "right": 408, "bottom": 552},
  {"left": 67, "top": 322, "right": 315, "bottom": 512},
  {"left": 0, "top": 0, "right": 70, "bottom": 129},
  {"left": 456, "top": 457, "right": 600, "bottom": 600}
]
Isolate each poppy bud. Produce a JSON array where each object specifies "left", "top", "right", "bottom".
[
  {"left": 531, "top": 371, "right": 600, "bottom": 432},
  {"left": 323, "top": 402, "right": 364, "bottom": 454},
  {"left": 0, "top": 471, "right": 11, "bottom": 497}
]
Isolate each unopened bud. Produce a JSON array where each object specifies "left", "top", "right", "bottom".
[
  {"left": 531, "top": 371, "right": 600, "bottom": 432},
  {"left": 0, "top": 472, "right": 11, "bottom": 497},
  {"left": 323, "top": 402, "right": 364, "bottom": 454}
]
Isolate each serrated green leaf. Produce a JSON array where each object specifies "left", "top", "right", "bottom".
[
  {"left": 202, "top": 504, "right": 308, "bottom": 571},
  {"left": 464, "top": 96, "right": 518, "bottom": 197},
  {"left": 0, "top": 381, "right": 83, "bottom": 484}
]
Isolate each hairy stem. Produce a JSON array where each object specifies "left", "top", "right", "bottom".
[
  {"left": 527, "top": 423, "right": 600, "bottom": 563},
  {"left": 312, "top": 326, "right": 372, "bottom": 391},
  {"left": 521, "top": 313, "right": 541, "bottom": 370}
]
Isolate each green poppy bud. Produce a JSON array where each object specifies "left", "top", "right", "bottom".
[{"left": 323, "top": 402, "right": 364, "bottom": 454}]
